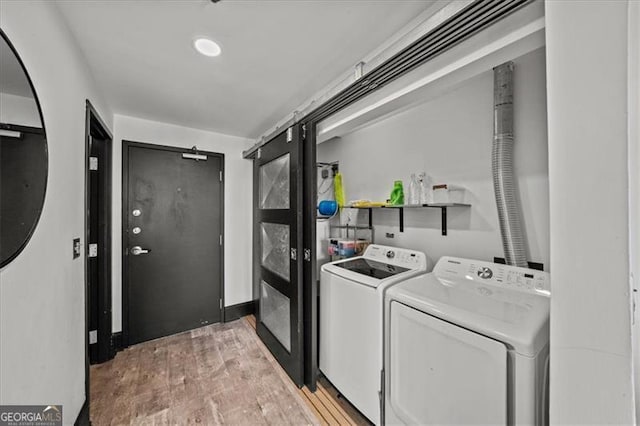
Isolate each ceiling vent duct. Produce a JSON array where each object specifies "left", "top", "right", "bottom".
[{"left": 492, "top": 61, "right": 527, "bottom": 268}]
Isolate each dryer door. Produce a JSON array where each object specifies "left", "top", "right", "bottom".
[{"left": 387, "top": 301, "right": 508, "bottom": 425}]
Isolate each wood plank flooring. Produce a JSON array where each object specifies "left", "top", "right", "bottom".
[{"left": 90, "top": 318, "right": 318, "bottom": 425}]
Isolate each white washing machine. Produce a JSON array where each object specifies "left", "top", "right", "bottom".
[
  {"left": 320, "top": 244, "right": 427, "bottom": 425},
  {"left": 384, "top": 256, "right": 550, "bottom": 426}
]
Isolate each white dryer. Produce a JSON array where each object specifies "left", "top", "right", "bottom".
[
  {"left": 384, "top": 256, "right": 550, "bottom": 425},
  {"left": 320, "top": 244, "right": 427, "bottom": 425}
]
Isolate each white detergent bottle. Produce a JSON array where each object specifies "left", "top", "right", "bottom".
[
  {"left": 418, "top": 172, "right": 433, "bottom": 204},
  {"left": 407, "top": 173, "right": 419, "bottom": 205}
]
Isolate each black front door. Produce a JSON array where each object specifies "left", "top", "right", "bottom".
[
  {"left": 123, "top": 142, "right": 224, "bottom": 345},
  {"left": 254, "top": 125, "right": 304, "bottom": 386}
]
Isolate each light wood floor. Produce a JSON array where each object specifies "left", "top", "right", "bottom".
[
  {"left": 90, "top": 318, "right": 318, "bottom": 425},
  {"left": 91, "top": 316, "right": 370, "bottom": 425}
]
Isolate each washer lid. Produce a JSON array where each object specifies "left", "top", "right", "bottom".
[
  {"left": 335, "top": 257, "right": 409, "bottom": 279},
  {"left": 387, "top": 257, "right": 550, "bottom": 356},
  {"left": 323, "top": 260, "right": 421, "bottom": 288},
  {"left": 322, "top": 244, "right": 428, "bottom": 288}
]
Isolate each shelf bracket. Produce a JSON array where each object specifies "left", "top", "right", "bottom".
[
  {"left": 368, "top": 208, "right": 373, "bottom": 229},
  {"left": 399, "top": 208, "right": 404, "bottom": 232},
  {"left": 441, "top": 207, "right": 447, "bottom": 236}
]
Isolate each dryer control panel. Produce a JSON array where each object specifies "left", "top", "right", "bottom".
[
  {"left": 363, "top": 244, "right": 427, "bottom": 270},
  {"left": 433, "top": 256, "right": 550, "bottom": 296}
]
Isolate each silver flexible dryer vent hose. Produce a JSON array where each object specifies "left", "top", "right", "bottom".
[{"left": 492, "top": 62, "right": 528, "bottom": 268}]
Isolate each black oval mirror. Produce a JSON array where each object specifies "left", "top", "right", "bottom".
[{"left": 1, "top": 31, "right": 48, "bottom": 267}]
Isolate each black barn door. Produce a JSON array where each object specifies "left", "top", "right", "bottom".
[
  {"left": 123, "top": 142, "right": 224, "bottom": 345},
  {"left": 254, "top": 125, "right": 304, "bottom": 386}
]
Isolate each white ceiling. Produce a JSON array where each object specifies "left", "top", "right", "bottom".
[
  {"left": 0, "top": 36, "right": 34, "bottom": 98},
  {"left": 55, "top": 0, "right": 434, "bottom": 139}
]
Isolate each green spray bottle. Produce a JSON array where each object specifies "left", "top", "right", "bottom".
[{"left": 389, "top": 180, "right": 404, "bottom": 205}]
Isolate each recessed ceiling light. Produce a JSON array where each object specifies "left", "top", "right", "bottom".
[{"left": 194, "top": 38, "right": 221, "bottom": 57}]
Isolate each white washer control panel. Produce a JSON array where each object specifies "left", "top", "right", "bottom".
[
  {"left": 363, "top": 244, "right": 427, "bottom": 270},
  {"left": 433, "top": 256, "right": 550, "bottom": 296}
]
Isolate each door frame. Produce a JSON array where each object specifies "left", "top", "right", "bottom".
[
  {"left": 85, "top": 101, "right": 114, "bottom": 364},
  {"left": 121, "top": 140, "right": 225, "bottom": 347},
  {"left": 301, "top": 122, "right": 318, "bottom": 390},
  {"left": 84, "top": 99, "right": 113, "bottom": 420}
]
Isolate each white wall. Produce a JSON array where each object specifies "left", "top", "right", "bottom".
[
  {"left": 0, "top": 92, "right": 41, "bottom": 127},
  {"left": 0, "top": 1, "right": 113, "bottom": 423},
  {"left": 111, "top": 115, "right": 254, "bottom": 333},
  {"left": 546, "top": 1, "right": 635, "bottom": 424},
  {"left": 318, "top": 48, "right": 548, "bottom": 270}
]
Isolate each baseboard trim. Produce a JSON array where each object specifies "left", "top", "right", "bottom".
[
  {"left": 111, "top": 331, "right": 123, "bottom": 353},
  {"left": 109, "top": 304, "right": 255, "bottom": 347},
  {"left": 74, "top": 398, "right": 89, "bottom": 426},
  {"left": 224, "top": 300, "right": 256, "bottom": 323}
]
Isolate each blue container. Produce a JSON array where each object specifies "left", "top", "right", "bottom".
[{"left": 318, "top": 200, "right": 338, "bottom": 216}]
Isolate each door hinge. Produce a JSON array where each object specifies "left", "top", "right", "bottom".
[
  {"left": 304, "top": 248, "right": 311, "bottom": 262},
  {"left": 89, "top": 330, "right": 97, "bottom": 345},
  {"left": 89, "top": 243, "right": 98, "bottom": 258},
  {"left": 219, "top": 234, "right": 223, "bottom": 246},
  {"left": 286, "top": 127, "right": 293, "bottom": 143},
  {"left": 290, "top": 248, "right": 297, "bottom": 261},
  {"left": 219, "top": 299, "right": 223, "bottom": 310},
  {"left": 302, "top": 124, "right": 307, "bottom": 141},
  {"left": 257, "top": 148, "right": 262, "bottom": 159},
  {"left": 89, "top": 156, "right": 98, "bottom": 171},
  {"left": 219, "top": 171, "right": 223, "bottom": 182}
]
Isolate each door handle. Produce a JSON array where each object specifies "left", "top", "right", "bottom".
[{"left": 130, "top": 246, "right": 150, "bottom": 256}]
